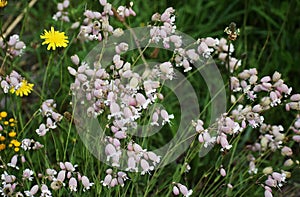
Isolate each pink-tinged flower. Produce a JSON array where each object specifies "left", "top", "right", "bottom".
[
  {"left": 126, "top": 156, "right": 138, "bottom": 172},
  {"left": 159, "top": 62, "right": 174, "bottom": 80},
  {"left": 59, "top": 162, "right": 66, "bottom": 170},
  {"left": 133, "top": 143, "right": 144, "bottom": 153},
  {"left": 147, "top": 151, "right": 161, "bottom": 165},
  {"left": 57, "top": 170, "right": 66, "bottom": 182},
  {"left": 111, "top": 154, "right": 121, "bottom": 167},
  {"left": 41, "top": 184, "right": 52, "bottom": 196},
  {"left": 176, "top": 183, "right": 193, "bottom": 197},
  {"left": 199, "top": 131, "right": 216, "bottom": 148},
  {"left": 261, "top": 76, "right": 271, "bottom": 83},
  {"left": 1, "top": 171, "right": 16, "bottom": 183},
  {"left": 151, "top": 112, "right": 159, "bottom": 126},
  {"left": 281, "top": 146, "right": 293, "bottom": 156},
  {"left": 32, "top": 141, "right": 44, "bottom": 150},
  {"left": 115, "top": 42, "right": 129, "bottom": 54},
  {"left": 21, "top": 138, "right": 33, "bottom": 151},
  {"left": 114, "top": 131, "right": 127, "bottom": 139},
  {"left": 64, "top": 162, "right": 76, "bottom": 172},
  {"left": 36, "top": 123, "right": 49, "bottom": 136},
  {"left": 46, "top": 117, "right": 56, "bottom": 129},
  {"left": 109, "top": 102, "right": 122, "bottom": 118},
  {"left": 46, "top": 169, "right": 57, "bottom": 181},
  {"left": 173, "top": 185, "right": 180, "bottom": 195},
  {"left": 194, "top": 119, "right": 204, "bottom": 132},
  {"left": 110, "top": 178, "right": 118, "bottom": 187},
  {"left": 186, "top": 49, "right": 199, "bottom": 62},
  {"left": 22, "top": 169, "right": 34, "bottom": 181},
  {"left": 52, "top": 112, "right": 63, "bottom": 122},
  {"left": 69, "top": 177, "right": 77, "bottom": 192},
  {"left": 81, "top": 176, "right": 94, "bottom": 191},
  {"left": 272, "top": 172, "right": 286, "bottom": 184},
  {"left": 248, "top": 160, "right": 258, "bottom": 174},
  {"left": 292, "top": 135, "right": 300, "bottom": 142},
  {"left": 217, "top": 133, "right": 232, "bottom": 151},
  {"left": 264, "top": 187, "right": 273, "bottom": 197},
  {"left": 290, "top": 94, "right": 300, "bottom": 101},
  {"left": 160, "top": 109, "right": 174, "bottom": 125},
  {"left": 136, "top": 93, "right": 150, "bottom": 109},
  {"left": 265, "top": 176, "right": 276, "bottom": 187},
  {"left": 21, "top": 155, "right": 26, "bottom": 163},
  {"left": 67, "top": 171, "right": 72, "bottom": 179},
  {"left": 117, "top": 171, "right": 128, "bottom": 187},
  {"left": 71, "top": 55, "right": 80, "bottom": 65},
  {"left": 140, "top": 159, "right": 154, "bottom": 175},
  {"left": 24, "top": 185, "right": 39, "bottom": 196},
  {"left": 220, "top": 168, "right": 226, "bottom": 177},
  {"left": 105, "top": 143, "right": 120, "bottom": 161},
  {"left": 7, "top": 155, "right": 19, "bottom": 169},
  {"left": 182, "top": 58, "right": 192, "bottom": 72},
  {"left": 102, "top": 174, "right": 112, "bottom": 187}
]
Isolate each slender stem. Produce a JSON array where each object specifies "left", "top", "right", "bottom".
[
  {"left": 0, "top": 54, "right": 8, "bottom": 75},
  {"left": 41, "top": 53, "right": 53, "bottom": 99},
  {"left": 226, "top": 40, "right": 232, "bottom": 110}
]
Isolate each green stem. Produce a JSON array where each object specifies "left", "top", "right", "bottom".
[{"left": 41, "top": 53, "right": 53, "bottom": 99}]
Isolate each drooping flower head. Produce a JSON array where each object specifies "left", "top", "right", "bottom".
[{"left": 40, "top": 26, "right": 69, "bottom": 50}]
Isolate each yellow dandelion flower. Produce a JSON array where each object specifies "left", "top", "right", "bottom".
[
  {"left": 0, "top": 111, "right": 7, "bottom": 118},
  {"left": 11, "top": 139, "right": 21, "bottom": 147},
  {"left": 0, "top": 136, "right": 5, "bottom": 141},
  {"left": 0, "top": 0, "right": 7, "bottom": 8},
  {"left": 10, "top": 79, "right": 34, "bottom": 97},
  {"left": 14, "top": 147, "right": 19, "bottom": 152},
  {"left": 4, "top": 121, "right": 9, "bottom": 125},
  {"left": 9, "top": 118, "right": 15, "bottom": 122},
  {"left": 9, "top": 131, "right": 16, "bottom": 137},
  {"left": 40, "top": 26, "right": 69, "bottom": 50},
  {"left": 0, "top": 143, "right": 5, "bottom": 151},
  {"left": 10, "top": 123, "right": 15, "bottom": 127}
]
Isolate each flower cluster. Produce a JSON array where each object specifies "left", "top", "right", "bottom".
[
  {"left": 73, "top": 0, "right": 135, "bottom": 42},
  {"left": 0, "top": 34, "right": 26, "bottom": 58},
  {"left": 172, "top": 182, "right": 193, "bottom": 197},
  {"left": 0, "top": 70, "right": 34, "bottom": 97},
  {"left": 231, "top": 69, "right": 292, "bottom": 105},
  {"left": 36, "top": 99, "right": 63, "bottom": 136},
  {"left": 52, "top": 0, "right": 70, "bottom": 22},
  {"left": 291, "top": 116, "right": 300, "bottom": 142},
  {"left": 0, "top": 111, "right": 19, "bottom": 152},
  {"left": 0, "top": 155, "right": 93, "bottom": 196},
  {"left": 101, "top": 168, "right": 129, "bottom": 187},
  {"left": 21, "top": 138, "right": 44, "bottom": 151}
]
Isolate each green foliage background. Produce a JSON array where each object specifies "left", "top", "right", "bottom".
[{"left": 1, "top": 0, "right": 300, "bottom": 196}]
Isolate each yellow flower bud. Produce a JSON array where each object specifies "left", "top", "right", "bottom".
[
  {"left": 9, "top": 131, "right": 17, "bottom": 137},
  {"left": 0, "top": 111, "right": 7, "bottom": 118},
  {"left": 0, "top": 143, "right": 5, "bottom": 150}
]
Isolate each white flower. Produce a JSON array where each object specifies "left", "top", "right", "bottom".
[{"left": 22, "top": 169, "right": 34, "bottom": 181}]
